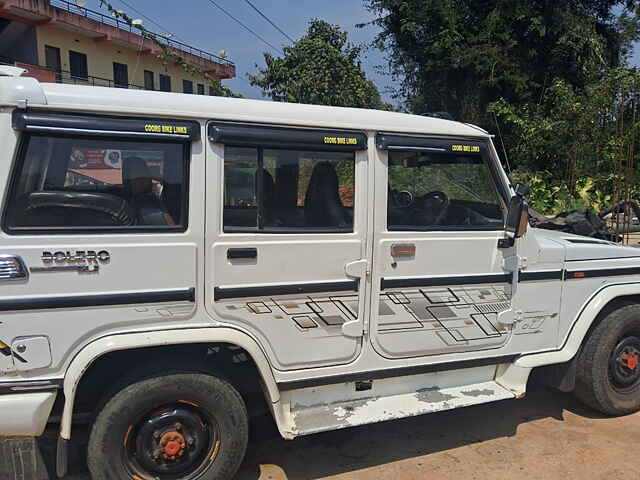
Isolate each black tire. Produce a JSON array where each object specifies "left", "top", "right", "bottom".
[
  {"left": 87, "top": 373, "right": 248, "bottom": 480},
  {"left": 574, "top": 303, "right": 640, "bottom": 416}
]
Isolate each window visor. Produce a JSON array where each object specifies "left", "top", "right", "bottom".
[
  {"left": 12, "top": 110, "right": 200, "bottom": 142},
  {"left": 376, "top": 132, "right": 485, "bottom": 154},
  {"left": 209, "top": 121, "right": 367, "bottom": 152}
]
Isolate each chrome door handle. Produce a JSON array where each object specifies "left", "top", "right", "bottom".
[
  {"left": 391, "top": 243, "right": 416, "bottom": 258},
  {"left": 0, "top": 255, "right": 28, "bottom": 281}
]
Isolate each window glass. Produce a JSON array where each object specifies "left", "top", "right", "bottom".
[
  {"left": 69, "top": 51, "right": 88, "bottom": 80},
  {"left": 159, "top": 74, "right": 171, "bottom": 92},
  {"left": 183, "top": 80, "right": 193, "bottom": 94},
  {"left": 223, "top": 146, "right": 355, "bottom": 232},
  {"left": 5, "top": 135, "right": 188, "bottom": 232},
  {"left": 387, "top": 150, "right": 504, "bottom": 230},
  {"left": 197, "top": 83, "right": 205, "bottom": 95},
  {"left": 113, "top": 62, "right": 128, "bottom": 88},
  {"left": 144, "top": 70, "right": 154, "bottom": 90}
]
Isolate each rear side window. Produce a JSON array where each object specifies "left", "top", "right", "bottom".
[
  {"left": 223, "top": 146, "right": 355, "bottom": 233},
  {"left": 4, "top": 135, "right": 189, "bottom": 233}
]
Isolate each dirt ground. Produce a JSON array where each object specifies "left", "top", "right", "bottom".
[{"left": 54, "top": 383, "right": 640, "bottom": 480}]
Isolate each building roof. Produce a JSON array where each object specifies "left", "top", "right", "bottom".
[
  {"left": 0, "top": 0, "right": 235, "bottom": 79},
  {"left": 1, "top": 75, "right": 491, "bottom": 139}
]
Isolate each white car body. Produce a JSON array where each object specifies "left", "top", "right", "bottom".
[{"left": 1, "top": 67, "right": 639, "bottom": 469}]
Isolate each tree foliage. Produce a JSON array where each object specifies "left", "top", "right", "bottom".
[
  {"left": 250, "top": 19, "right": 390, "bottom": 109},
  {"left": 364, "top": 0, "right": 639, "bottom": 122},
  {"left": 491, "top": 68, "right": 640, "bottom": 213}
]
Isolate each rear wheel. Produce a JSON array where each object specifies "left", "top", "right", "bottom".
[
  {"left": 575, "top": 303, "right": 640, "bottom": 415},
  {"left": 88, "top": 373, "right": 248, "bottom": 480}
]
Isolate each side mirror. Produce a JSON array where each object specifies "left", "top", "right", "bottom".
[{"left": 499, "top": 183, "right": 529, "bottom": 248}]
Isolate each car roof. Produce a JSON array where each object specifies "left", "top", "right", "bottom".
[{"left": 2, "top": 76, "right": 490, "bottom": 139}]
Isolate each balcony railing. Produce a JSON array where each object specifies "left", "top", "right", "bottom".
[
  {"left": 54, "top": 69, "right": 146, "bottom": 89},
  {"left": 2, "top": 56, "right": 147, "bottom": 89},
  {"left": 49, "top": 0, "right": 234, "bottom": 66}
]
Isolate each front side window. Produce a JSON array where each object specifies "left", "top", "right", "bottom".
[
  {"left": 388, "top": 150, "right": 504, "bottom": 230},
  {"left": 4, "top": 135, "right": 189, "bottom": 233},
  {"left": 223, "top": 147, "right": 355, "bottom": 233}
]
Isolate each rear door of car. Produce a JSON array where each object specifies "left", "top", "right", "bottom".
[{"left": 204, "top": 122, "right": 370, "bottom": 371}]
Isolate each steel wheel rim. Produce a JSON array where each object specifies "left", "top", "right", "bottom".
[
  {"left": 608, "top": 335, "right": 640, "bottom": 394},
  {"left": 122, "top": 401, "right": 221, "bottom": 479}
]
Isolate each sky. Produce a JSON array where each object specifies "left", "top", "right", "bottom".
[
  {"left": 83, "top": 0, "right": 640, "bottom": 105},
  {"left": 83, "top": 0, "right": 395, "bottom": 101}
]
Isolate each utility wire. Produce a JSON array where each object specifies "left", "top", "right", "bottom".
[
  {"left": 115, "top": 0, "right": 186, "bottom": 42},
  {"left": 205, "top": 0, "right": 283, "bottom": 55},
  {"left": 243, "top": 0, "right": 294, "bottom": 43}
]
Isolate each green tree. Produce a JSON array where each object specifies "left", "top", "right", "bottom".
[
  {"left": 364, "top": 0, "right": 639, "bottom": 122},
  {"left": 250, "top": 19, "right": 390, "bottom": 109},
  {"left": 490, "top": 68, "right": 640, "bottom": 212}
]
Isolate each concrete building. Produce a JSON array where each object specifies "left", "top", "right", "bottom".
[{"left": 0, "top": 0, "right": 235, "bottom": 93}]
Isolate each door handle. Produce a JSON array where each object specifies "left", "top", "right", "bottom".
[
  {"left": 227, "top": 248, "right": 257, "bottom": 260},
  {"left": 390, "top": 243, "right": 416, "bottom": 258}
]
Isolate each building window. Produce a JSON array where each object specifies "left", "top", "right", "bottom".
[
  {"left": 197, "top": 83, "right": 204, "bottom": 95},
  {"left": 44, "top": 45, "right": 61, "bottom": 81},
  {"left": 159, "top": 74, "right": 171, "bottom": 92},
  {"left": 183, "top": 80, "right": 193, "bottom": 94},
  {"left": 69, "top": 50, "right": 88, "bottom": 80},
  {"left": 209, "top": 86, "right": 215, "bottom": 96},
  {"left": 144, "top": 70, "right": 155, "bottom": 90},
  {"left": 113, "top": 62, "right": 129, "bottom": 88}
]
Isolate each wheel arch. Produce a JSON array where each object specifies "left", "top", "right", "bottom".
[{"left": 60, "top": 327, "right": 280, "bottom": 441}]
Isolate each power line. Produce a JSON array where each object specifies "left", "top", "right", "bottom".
[
  {"left": 114, "top": 0, "right": 186, "bottom": 42},
  {"left": 243, "top": 0, "right": 294, "bottom": 43},
  {"left": 205, "top": 0, "right": 283, "bottom": 55}
]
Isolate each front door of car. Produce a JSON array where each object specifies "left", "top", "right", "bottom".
[
  {"left": 205, "top": 122, "right": 370, "bottom": 371},
  {"left": 369, "top": 134, "right": 518, "bottom": 360}
]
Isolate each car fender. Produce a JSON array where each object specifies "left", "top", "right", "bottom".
[
  {"left": 59, "top": 326, "right": 279, "bottom": 440},
  {"left": 516, "top": 281, "right": 640, "bottom": 369}
]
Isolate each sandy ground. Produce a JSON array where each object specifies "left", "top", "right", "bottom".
[{"left": 55, "top": 383, "right": 640, "bottom": 480}]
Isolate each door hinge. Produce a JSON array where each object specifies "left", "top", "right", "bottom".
[{"left": 345, "top": 259, "right": 369, "bottom": 279}]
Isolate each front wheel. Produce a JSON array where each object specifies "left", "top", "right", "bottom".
[
  {"left": 88, "top": 373, "right": 249, "bottom": 480},
  {"left": 574, "top": 303, "right": 640, "bottom": 416}
]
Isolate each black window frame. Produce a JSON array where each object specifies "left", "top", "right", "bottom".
[
  {"left": 197, "top": 83, "right": 205, "bottom": 95},
  {"left": 383, "top": 137, "right": 508, "bottom": 232},
  {"left": 3, "top": 132, "right": 192, "bottom": 236},
  {"left": 144, "top": 70, "right": 155, "bottom": 90},
  {"left": 213, "top": 122, "right": 366, "bottom": 235},
  {"left": 183, "top": 80, "right": 193, "bottom": 94},
  {"left": 159, "top": 74, "right": 171, "bottom": 92},
  {"left": 68, "top": 50, "right": 88, "bottom": 80},
  {"left": 222, "top": 145, "right": 357, "bottom": 234}
]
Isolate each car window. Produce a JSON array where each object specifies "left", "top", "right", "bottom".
[
  {"left": 223, "top": 146, "right": 355, "bottom": 232},
  {"left": 388, "top": 150, "right": 504, "bottom": 230},
  {"left": 4, "top": 135, "right": 188, "bottom": 233}
]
